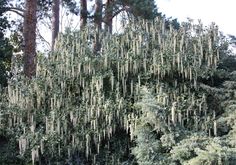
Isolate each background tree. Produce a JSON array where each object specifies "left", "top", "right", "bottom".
[
  {"left": 51, "top": 0, "right": 60, "bottom": 51},
  {"left": 23, "top": 0, "right": 37, "bottom": 78},
  {"left": 120, "top": 0, "right": 158, "bottom": 19},
  {"left": 80, "top": 0, "right": 87, "bottom": 28},
  {"left": 0, "top": 0, "right": 13, "bottom": 86},
  {"left": 93, "top": 0, "right": 103, "bottom": 53},
  {"left": 104, "top": 0, "right": 113, "bottom": 33}
]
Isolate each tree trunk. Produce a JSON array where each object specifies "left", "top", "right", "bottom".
[
  {"left": 23, "top": 0, "right": 37, "bottom": 78},
  {"left": 93, "top": 0, "right": 102, "bottom": 54},
  {"left": 80, "top": 0, "right": 87, "bottom": 29},
  {"left": 51, "top": 0, "right": 60, "bottom": 51},
  {"left": 105, "top": 0, "right": 113, "bottom": 34},
  {"left": 94, "top": 0, "right": 102, "bottom": 30}
]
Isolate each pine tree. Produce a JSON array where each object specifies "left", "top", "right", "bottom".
[
  {"left": 23, "top": 0, "right": 37, "bottom": 78},
  {"left": 51, "top": 0, "right": 60, "bottom": 51}
]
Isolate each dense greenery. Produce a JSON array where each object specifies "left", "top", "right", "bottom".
[
  {"left": 0, "top": 17, "right": 236, "bottom": 165},
  {"left": 0, "top": 34, "right": 12, "bottom": 87},
  {"left": 0, "top": 0, "right": 13, "bottom": 87}
]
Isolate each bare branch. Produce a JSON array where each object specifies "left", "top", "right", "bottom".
[
  {"left": 102, "top": 6, "right": 131, "bottom": 24},
  {"left": 36, "top": 27, "right": 51, "bottom": 48},
  {"left": 5, "top": 7, "right": 25, "bottom": 12},
  {"left": 112, "top": 6, "right": 131, "bottom": 18},
  {"left": 7, "top": 9, "right": 24, "bottom": 17},
  {"left": 1, "top": 7, "right": 25, "bottom": 17}
]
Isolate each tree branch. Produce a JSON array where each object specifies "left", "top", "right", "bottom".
[
  {"left": 112, "top": 6, "right": 131, "bottom": 18},
  {"left": 4, "top": 7, "right": 25, "bottom": 12},
  {"left": 7, "top": 9, "right": 24, "bottom": 17},
  {"left": 102, "top": 6, "right": 131, "bottom": 24},
  {"left": 36, "top": 27, "right": 51, "bottom": 49},
  {"left": 1, "top": 7, "right": 25, "bottom": 17}
]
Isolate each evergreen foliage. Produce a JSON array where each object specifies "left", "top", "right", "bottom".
[
  {"left": 119, "top": 0, "right": 158, "bottom": 19},
  {"left": 0, "top": 35, "right": 12, "bottom": 87},
  {"left": 0, "top": 0, "right": 13, "bottom": 87}
]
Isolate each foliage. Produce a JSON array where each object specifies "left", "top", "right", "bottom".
[
  {"left": 0, "top": 0, "right": 13, "bottom": 87},
  {"left": 132, "top": 87, "right": 172, "bottom": 165},
  {"left": 119, "top": 0, "right": 158, "bottom": 19},
  {"left": 37, "top": 0, "right": 79, "bottom": 18},
  {"left": 0, "top": 16, "right": 236, "bottom": 165},
  {"left": 0, "top": 35, "right": 12, "bottom": 87}
]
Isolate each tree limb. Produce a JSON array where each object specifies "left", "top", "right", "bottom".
[
  {"left": 1, "top": 7, "right": 25, "bottom": 17},
  {"left": 4, "top": 7, "right": 25, "bottom": 12},
  {"left": 36, "top": 27, "right": 51, "bottom": 49},
  {"left": 102, "top": 6, "right": 131, "bottom": 24},
  {"left": 7, "top": 9, "right": 24, "bottom": 17},
  {"left": 112, "top": 6, "right": 131, "bottom": 18}
]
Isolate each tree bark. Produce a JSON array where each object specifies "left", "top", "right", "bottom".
[
  {"left": 23, "top": 0, "right": 37, "bottom": 78},
  {"left": 104, "top": 0, "right": 113, "bottom": 33},
  {"left": 80, "top": 0, "right": 87, "bottom": 29},
  {"left": 51, "top": 0, "right": 60, "bottom": 51},
  {"left": 94, "top": 0, "right": 102, "bottom": 30},
  {"left": 93, "top": 0, "right": 102, "bottom": 53}
]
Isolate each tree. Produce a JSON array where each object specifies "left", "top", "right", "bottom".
[
  {"left": 94, "top": 0, "right": 102, "bottom": 30},
  {"left": 121, "top": 0, "right": 158, "bottom": 19},
  {"left": 0, "top": 0, "right": 80, "bottom": 78},
  {"left": 0, "top": 0, "right": 24, "bottom": 17},
  {"left": 37, "top": 0, "right": 79, "bottom": 51},
  {"left": 51, "top": 0, "right": 79, "bottom": 50},
  {"left": 104, "top": 0, "right": 113, "bottom": 33},
  {"left": 104, "top": 0, "right": 158, "bottom": 33},
  {"left": 23, "top": 0, "right": 37, "bottom": 78},
  {"left": 0, "top": 0, "right": 37, "bottom": 78},
  {"left": 93, "top": 0, "right": 103, "bottom": 53},
  {"left": 80, "top": 0, "right": 87, "bottom": 28},
  {"left": 51, "top": 0, "right": 60, "bottom": 51}
]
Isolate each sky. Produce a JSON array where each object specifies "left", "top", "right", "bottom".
[{"left": 156, "top": 0, "right": 236, "bottom": 36}]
